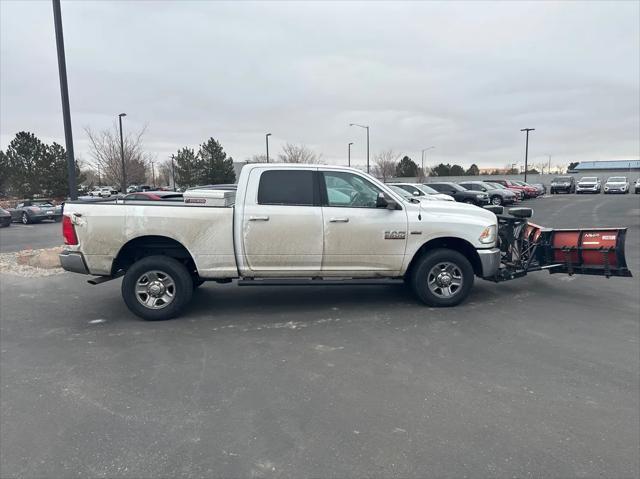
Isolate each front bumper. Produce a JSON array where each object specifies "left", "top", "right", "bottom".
[
  {"left": 59, "top": 251, "right": 89, "bottom": 274},
  {"left": 604, "top": 187, "right": 627, "bottom": 193},
  {"left": 477, "top": 248, "right": 501, "bottom": 278},
  {"left": 576, "top": 185, "right": 599, "bottom": 192}
]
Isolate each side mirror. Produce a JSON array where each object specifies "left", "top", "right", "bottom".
[
  {"left": 376, "top": 192, "right": 399, "bottom": 210},
  {"left": 376, "top": 193, "right": 388, "bottom": 208}
]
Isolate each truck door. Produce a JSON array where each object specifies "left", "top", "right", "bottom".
[
  {"left": 241, "top": 168, "right": 323, "bottom": 274},
  {"left": 320, "top": 170, "right": 408, "bottom": 275}
]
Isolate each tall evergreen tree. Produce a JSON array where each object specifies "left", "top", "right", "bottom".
[
  {"left": 4, "top": 132, "right": 46, "bottom": 197},
  {"left": 197, "top": 137, "right": 236, "bottom": 184},
  {"left": 430, "top": 163, "right": 451, "bottom": 177},
  {"left": 450, "top": 164, "right": 465, "bottom": 176},
  {"left": 465, "top": 163, "right": 480, "bottom": 176},
  {"left": 173, "top": 147, "right": 199, "bottom": 188},
  {"left": 395, "top": 156, "right": 419, "bottom": 177},
  {"left": 0, "top": 150, "right": 9, "bottom": 194}
]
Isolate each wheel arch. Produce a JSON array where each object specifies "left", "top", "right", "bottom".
[
  {"left": 112, "top": 235, "right": 197, "bottom": 277},
  {"left": 406, "top": 236, "right": 482, "bottom": 278}
]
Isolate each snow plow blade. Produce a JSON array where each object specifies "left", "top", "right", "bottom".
[
  {"left": 534, "top": 226, "right": 631, "bottom": 278},
  {"left": 490, "top": 206, "right": 632, "bottom": 281}
]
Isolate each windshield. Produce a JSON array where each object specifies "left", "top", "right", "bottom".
[
  {"left": 608, "top": 177, "right": 626, "bottom": 182},
  {"left": 418, "top": 184, "right": 438, "bottom": 195},
  {"left": 479, "top": 182, "right": 498, "bottom": 190},
  {"left": 580, "top": 177, "right": 597, "bottom": 182},
  {"left": 32, "top": 201, "right": 54, "bottom": 207},
  {"left": 389, "top": 186, "right": 413, "bottom": 200},
  {"left": 486, "top": 182, "right": 506, "bottom": 190},
  {"left": 553, "top": 177, "right": 571, "bottom": 182},
  {"left": 441, "top": 183, "right": 466, "bottom": 192}
]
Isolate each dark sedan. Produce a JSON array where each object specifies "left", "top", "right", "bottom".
[
  {"left": 7, "top": 200, "right": 63, "bottom": 224},
  {"left": 458, "top": 180, "right": 518, "bottom": 206},
  {"left": 1, "top": 208, "right": 11, "bottom": 227},
  {"left": 426, "top": 182, "right": 490, "bottom": 206}
]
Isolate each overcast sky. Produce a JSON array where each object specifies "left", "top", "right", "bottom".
[{"left": 1, "top": 0, "right": 639, "bottom": 170}]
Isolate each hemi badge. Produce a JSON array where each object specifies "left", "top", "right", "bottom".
[{"left": 410, "top": 231, "right": 422, "bottom": 235}]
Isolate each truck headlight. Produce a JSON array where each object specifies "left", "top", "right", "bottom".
[{"left": 479, "top": 225, "right": 497, "bottom": 244}]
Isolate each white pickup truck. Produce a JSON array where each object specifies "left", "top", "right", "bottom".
[
  {"left": 60, "top": 164, "right": 503, "bottom": 320},
  {"left": 61, "top": 163, "right": 632, "bottom": 321}
]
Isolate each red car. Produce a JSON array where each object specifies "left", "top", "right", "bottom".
[{"left": 492, "top": 179, "right": 538, "bottom": 199}]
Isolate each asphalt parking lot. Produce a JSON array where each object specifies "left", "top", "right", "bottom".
[
  {"left": 1, "top": 194, "right": 639, "bottom": 478},
  {"left": 0, "top": 220, "right": 62, "bottom": 253}
]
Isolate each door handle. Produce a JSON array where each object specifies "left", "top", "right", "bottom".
[
  {"left": 329, "top": 217, "right": 349, "bottom": 223},
  {"left": 249, "top": 216, "right": 270, "bottom": 221}
]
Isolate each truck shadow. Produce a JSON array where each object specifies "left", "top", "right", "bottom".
[{"left": 183, "top": 280, "right": 505, "bottom": 325}]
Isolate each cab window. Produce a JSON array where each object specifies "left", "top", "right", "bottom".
[
  {"left": 257, "top": 170, "right": 316, "bottom": 206},
  {"left": 322, "top": 171, "right": 383, "bottom": 208}
]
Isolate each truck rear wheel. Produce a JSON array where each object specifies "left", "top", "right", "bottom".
[
  {"left": 122, "top": 255, "right": 193, "bottom": 320},
  {"left": 410, "top": 248, "right": 474, "bottom": 307}
]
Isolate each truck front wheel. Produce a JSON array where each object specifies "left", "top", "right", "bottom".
[
  {"left": 122, "top": 255, "right": 193, "bottom": 320},
  {"left": 410, "top": 249, "right": 474, "bottom": 307}
]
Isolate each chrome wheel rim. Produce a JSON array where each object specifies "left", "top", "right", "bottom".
[
  {"left": 22, "top": 213, "right": 28, "bottom": 224},
  {"left": 135, "top": 270, "right": 176, "bottom": 309},
  {"left": 491, "top": 196, "right": 502, "bottom": 205},
  {"left": 427, "top": 262, "right": 463, "bottom": 298}
]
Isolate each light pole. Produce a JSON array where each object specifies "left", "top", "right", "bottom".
[
  {"left": 350, "top": 123, "right": 369, "bottom": 173},
  {"left": 265, "top": 133, "right": 272, "bottom": 163},
  {"left": 520, "top": 128, "right": 535, "bottom": 182},
  {"left": 52, "top": 0, "right": 77, "bottom": 200},
  {"left": 421, "top": 146, "right": 435, "bottom": 177},
  {"left": 348, "top": 142, "right": 353, "bottom": 167},
  {"left": 118, "top": 113, "right": 127, "bottom": 192},
  {"left": 171, "top": 154, "right": 176, "bottom": 191},
  {"left": 150, "top": 161, "right": 155, "bottom": 188}
]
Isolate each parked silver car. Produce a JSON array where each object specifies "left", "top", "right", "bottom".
[{"left": 458, "top": 181, "right": 518, "bottom": 206}]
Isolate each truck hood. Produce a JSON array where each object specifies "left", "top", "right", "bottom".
[
  {"left": 404, "top": 199, "right": 497, "bottom": 247},
  {"left": 406, "top": 198, "right": 496, "bottom": 223}
]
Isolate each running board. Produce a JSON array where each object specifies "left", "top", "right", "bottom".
[{"left": 237, "top": 278, "right": 404, "bottom": 287}]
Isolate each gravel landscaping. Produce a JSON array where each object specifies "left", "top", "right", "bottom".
[{"left": 0, "top": 246, "right": 64, "bottom": 277}]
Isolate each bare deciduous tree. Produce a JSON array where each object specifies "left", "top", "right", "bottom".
[
  {"left": 85, "top": 124, "right": 152, "bottom": 188},
  {"left": 156, "top": 158, "right": 173, "bottom": 187},
  {"left": 278, "top": 143, "right": 321, "bottom": 164},
  {"left": 372, "top": 149, "right": 401, "bottom": 182},
  {"left": 247, "top": 154, "right": 267, "bottom": 163}
]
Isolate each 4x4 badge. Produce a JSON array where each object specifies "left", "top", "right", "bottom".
[{"left": 384, "top": 231, "right": 406, "bottom": 240}]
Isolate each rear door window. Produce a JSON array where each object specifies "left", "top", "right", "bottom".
[{"left": 257, "top": 170, "right": 317, "bottom": 206}]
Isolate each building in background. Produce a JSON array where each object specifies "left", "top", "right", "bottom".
[{"left": 569, "top": 160, "right": 640, "bottom": 174}]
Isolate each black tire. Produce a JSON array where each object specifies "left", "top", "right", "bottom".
[
  {"left": 410, "top": 248, "right": 475, "bottom": 307},
  {"left": 21, "top": 212, "right": 30, "bottom": 224},
  {"left": 54, "top": 216, "right": 62, "bottom": 222},
  {"left": 490, "top": 195, "right": 503, "bottom": 206},
  {"left": 121, "top": 255, "right": 193, "bottom": 321}
]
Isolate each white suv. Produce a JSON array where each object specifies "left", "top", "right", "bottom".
[
  {"left": 604, "top": 177, "right": 630, "bottom": 194},
  {"left": 576, "top": 177, "right": 601, "bottom": 194}
]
